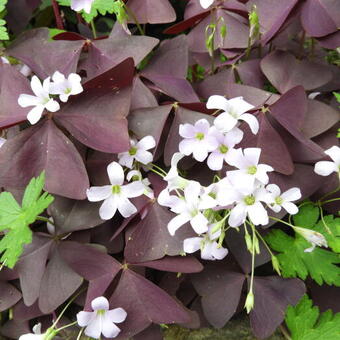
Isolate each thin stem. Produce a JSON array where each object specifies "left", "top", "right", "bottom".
[
  {"left": 76, "top": 328, "right": 84, "bottom": 340},
  {"left": 269, "top": 216, "right": 295, "bottom": 229},
  {"left": 320, "top": 197, "right": 340, "bottom": 205},
  {"left": 91, "top": 20, "right": 97, "bottom": 39},
  {"left": 319, "top": 205, "right": 332, "bottom": 234},
  {"left": 279, "top": 324, "right": 292, "bottom": 340},
  {"left": 124, "top": 4, "right": 144, "bottom": 35},
  {"left": 145, "top": 166, "right": 165, "bottom": 178},
  {"left": 319, "top": 185, "right": 340, "bottom": 202},
  {"left": 36, "top": 216, "right": 55, "bottom": 225},
  {"left": 52, "top": 0, "right": 64, "bottom": 30},
  {"left": 254, "top": 228, "right": 275, "bottom": 258},
  {"left": 56, "top": 321, "right": 78, "bottom": 332},
  {"left": 150, "top": 163, "right": 167, "bottom": 176}
]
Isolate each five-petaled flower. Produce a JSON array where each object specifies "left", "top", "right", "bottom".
[
  {"left": 77, "top": 296, "right": 127, "bottom": 339},
  {"left": 18, "top": 76, "right": 60, "bottom": 125},
  {"left": 71, "top": 0, "right": 95, "bottom": 13},
  {"left": 179, "top": 119, "right": 218, "bottom": 162},
  {"left": 265, "top": 184, "right": 301, "bottom": 215},
  {"left": 49, "top": 71, "right": 83, "bottom": 102},
  {"left": 314, "top": 145, "right": 340, "bottom": 177},
  {"left": 118, "top": 135, "right": 156, "bottom": 169},
  {"left": 207, "top": 95, "right": 259, "bottom": 134},
  {"left": 86, "top": 161, "right": 145, "bottom": 220}
]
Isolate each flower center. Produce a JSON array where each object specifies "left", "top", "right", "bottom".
[
  {"left": 244, "top": 195, "right": 255, "bottom": 206},
  {"left": 275, "top": 196, "right": 283, "bottom": 205},
  {"left": 129, "top": 146, "right": 137, "bottom": 156},
  {"left": 219, "top": 144, "right": 228, "bottom": 154},
  {"left": 195, "top": 132, "right": 205, "bottom": 140},
  {"left": 97, "top": 309, "right": 106, "bottom": 316},
  {"left": 209, "top": 192, "right": 217, "bottom": 199},
  {"left": 247, "top": 165, "right": 257, "bottom": 175},
  {"left": 65, "top": 87, "right": 72, "bottom": 94},
  {"left": 112, "top": 185, "right": 121, "bottom": 194}
]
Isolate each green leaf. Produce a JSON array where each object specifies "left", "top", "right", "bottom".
[
  {"left": 285, "top": 295, "right": 340, "bottom": 340},
  {"left": 0, "top": 172, "right": 54, "bottom": 268},
  {"left": 293, "top": 202, "right": 319, "bottom": 228},
  {"left": 265, "top": 229, "right": 340, "bottom": 286},
  {"left": 0, "top": 19, "right": 8, "bottom": 40},
  {"left": 0, "top": 0, "right": 7, "bottom": 13},
  {"left": 333, "top": 92, "right": 340, "bottom": 104},
  {"left": 314, "top": 215, "right": 340, "bottom": 253}
]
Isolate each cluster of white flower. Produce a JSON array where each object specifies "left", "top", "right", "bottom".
[
  {"left": 87, "top": 136, "right": 156, "bottom": 220},
  {"left": 18, "top": 71, "right": 83, "bottom": 125},
  {"left": 19, "top": 296, "right": 127, "bottom": 340},
  {"left": 158, "top": 95, "right": 319, "bottom": 260}
]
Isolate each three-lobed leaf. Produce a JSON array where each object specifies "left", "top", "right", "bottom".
[
  {"left": 285, "top": 295, "right": 340, "bottom": 340},
  {"left": 0, "top": 172, "right": 54, "bottom": 268}
]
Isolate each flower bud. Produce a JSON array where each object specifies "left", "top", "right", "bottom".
[{"left": 244, "top": 291, "right": 254, "bottom": 314}]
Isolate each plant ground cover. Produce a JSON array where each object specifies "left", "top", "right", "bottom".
[{"left": 0, "top": 0, "right": 339, "bottom": 339}]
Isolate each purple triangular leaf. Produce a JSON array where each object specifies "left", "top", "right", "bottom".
[
  {"left": 250, "top": 276, "right": 305, "bottom": 339},
  {"left": 0, "top": 281, "right": 22, "bottom": 312},
  {"left": 7, "top": 28, "right": 84, "bottom": 79},
  {"left": 0, "top": 120, "right": 89, "bottom": 199}
]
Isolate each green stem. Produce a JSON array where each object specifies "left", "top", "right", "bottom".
[
  {"left": 76, "top": 328, "right": 84, "bottom": 340},
  {"left": 318, "top": 205, "right": 332, "bottom": 234},
  {"left": 279, "top": 324, "right": 292, "bottom": 340},
  {"left": 36, "top": 216, "right": 55, "bottom": 225},
  {"left": 269, "top": 216, "right": 295, "bottom": 229},
  {"left": 56, "top": 321, "right": 78, "bottom": 332},
  {"left": 145, "top": 166, "right": 165, "bottom": 178},
  {"left": 91, "top": 20, "right": 97, "bottom": 39},
  {"left": 319, "top": 185, "right": 340, "bottom": 202},
  {"left": 320, "top": 197, "right": 340, "bottom": 205},
  {"left": 124, "top": 4, "right": 144, "bottom": 35},
  {"left": 249, "top": 223, "right": 256, "bottom": 293},
  {"left": 150, "top": 163, "right": 167, "bottom": 176}
]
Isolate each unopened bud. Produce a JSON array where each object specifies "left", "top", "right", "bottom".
[{"left": 244, "top": 291, "right": 254, "bottom": 314}]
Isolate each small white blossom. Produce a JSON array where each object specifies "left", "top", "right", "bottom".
[
  {"left": 265, "top": 184, "right": 301, "bottom": 215},
  {"left": 49, "top": 71, "right": 83, "bottom": 102},
  {"left": 19, "top": 324, "right": 56, "bottom": 340},
  {"left": 71, "top": 0, "right": 94, "bottom": 13},
  {"left": 161, "top": 181, "right": 216, "bottom": 236},
  {"left": 199, "top": 0, "right": 214, "bottom": 9},
  {"left": 227, "top": 147, "right": 274, "bottom": 190},
  {"left": 207, "top": 95, "right": 258, "bottom": 134},
  {"left": 293, "top": 226, "right": 328, "bottom": 252},
  {"left": 202, "top": 177, "right": 234, "bottom": 207},
  {"left": 127, "top": 170, "right": 154, "bottom": 199},
  {"left": 77, "top": 297, "right": 127, "bottom": 339},
  {"left": 179, "top": 119, "right": 218, "bottom": 162},
  {"left": 118, "top": 136, "right": 156, "bottom": 169},
  {"left": 226, "top": 182, "right": 269, "bottom": 227},
  {"left": 87, "top": 161, "right": 145, "bottom": 220},
  {"left": 18, "top": 76, "right": 60, "bottom": 125},
  {"left": 207, "top": 127, "right": 243, "bottom": 170},
  {"left": 314, "top": 146, "right": 340, "bottom": 177},
  {"left": 184, "top": 224, "right": 228, "bottom": 260}
]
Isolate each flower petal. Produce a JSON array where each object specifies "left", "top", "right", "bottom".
[
  {"left": 168, "top": 213, "right": 191, "bottom": 236},
  {"left": 190, "top": 212, "right": 209, "bottom": 234},
  {"left": 27, "top": 105, "right": 44, "bottom": 125},
  {"left": 122, "top": 181, "right": 145, "bottom": 198},
  {"left": 45, "top": 99, "right": 60, "bottom": 112},
  {"left": 30, "top": 76, "right": 44, "bottom": 98},
  {"left": 238, "top": 113, "right": 259, "bottom": 134},
  {"left": 325, "top": 145, "right": 340, "bottom": 165},
  {"left": 107, "top": 161, "right": 124, "bottom": 185},
  {"left": 117, "top": 198, "right": 137, "bottom": 218},
  {"left": 228, "top": 97, "right": 255, "bottom": 116},
  {"left": 282, "top": 201, "right": 299, "bottom": 215},
  {"left": 214, "top": 112, "right": 238, "bottom": 133},
  {"left": 179, "top": 123, "right": 196, "bottom": 138},
  {"left": 183, "top": 237, "right": 202, "bottom": 254},
  {"left": 77, "top": 311, "right": 95, "bottom": 327},
  {"left": 193, "top": 145, "right": 209, "bottom": 162},
  {"left": 206, "top": 95, "right": 229, "bottom": 111},
  {"left": 229, "top": 203, "right": 247, "bottom": 227},
  {"left": 18, "top": 94, "right": 40, "bottom": 108},
  {"left": 211, "top": 242, "right": 228, "bottom": 260},
  {"left": 99, "top": 196, "right": 118, "bottom": 220},
  {"left": 244, "top": 148, "right": 261, "bottom": 166},
  {"left": 86, "top": 185, "right": 112, "bottom": 202},
  {"left": 207, "top": 152, "right": 224, "bottom": 170},
  {"left": 137, "top": 135, "right": 156, "bottom": 151},
  {"left": 247, "top": 202, "right": 269, "bottom": 226},
  {"left": 135, "top": 149, "right": 153, "bottom": 165},
  {"left": 101, "top": 316, "right": 121, "bottom": 339},
  {"left": 281, "top": 187, "right": 301, "bottom": 202},
  {"left": 84, "top": 316, "right": 102, "bottom": 339},
  {"left": 91, "top": 296, "right": 110, "bottom": 311},
  {"left": 179, "top": 139, "right": 195, "bottom": 156},
  {"left": 106, "top": 308, "right": 127, "bottom": 323},
  {"left": 314, "top": 161, "right": 338, "bottom": 176}
]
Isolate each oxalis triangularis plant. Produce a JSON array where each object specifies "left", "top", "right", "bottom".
[{"left": 0, "top": 0, "right": 339, "bottom": 339}]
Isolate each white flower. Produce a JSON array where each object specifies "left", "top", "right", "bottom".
[
  {"left": 127, "top": 170, "right": 154, "bottom": 199},
  {"left": 86, "top": 161, "right": 145, "bottom": 220},
  {"left": 49, "top": 71, "right": 83, "bottom": 102},
  {"left": 184, "top": 224, "right": 228, "bottom": 260},
  {"left": 77, "top": 297, "right": 127, "bottom": 339},
  {"left": 226, "top": 183, "right": 269, "bottom": 227},
  {"left": 18, "top": 76, "right": 60, "bottom": 125},
  {"left": 207, "top": 95, "right": 258, "bottom": 134},
  {"left": 265, "top": 184, "right": 301, "bottom": 215},
  {"left": 163, "top": 181, "right": 216, "bottom": 236},
  {"left": 199, "top": 0, "right": 214, "bottom": 9},
  {"left": 207, "top": 127, "right": 243, "bottom": 170},
  {"left": 0, "top": 137, "right": 5, "bottom": 148},
  {"left": 179, "top": 119, "right": 218, "bottom": 162},
  {"left": 314, "top": 146, "right": 340, "bottom": 177},
  {"left": 163, "top": 152, "right": 189, "bottom": 191},
  {"left": 118, "top": 136, "right": 156, "bottom": 169},
  {"left": 202, "top": 177, "right": 234, "bottom": 207},
  {"left": 227, "top": 148, "right": 274, "bottom": 191},
  {"left": 71, "top": 0, "right": 94, "bottom": 13},
  {"left": 293, "top": 226, "right": 328, "bottom": 253}
]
